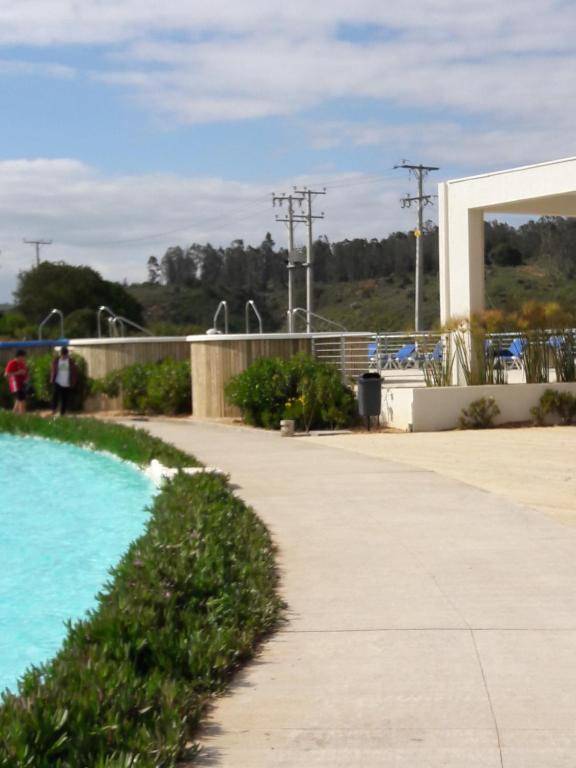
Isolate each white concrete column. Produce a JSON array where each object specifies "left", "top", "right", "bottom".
[
  {"left": 447, "top": 205, "right": 485, "bottom": 321},
  {"left": 438, "top": 182, "right": 451, "bottom": 325}
]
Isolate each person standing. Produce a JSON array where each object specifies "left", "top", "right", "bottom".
[
  {"left": 51, "top": 346, "right": 78, "bottom": 416},
  {"left": 4, "top": 349, "right": 29, "bottom": 414}
]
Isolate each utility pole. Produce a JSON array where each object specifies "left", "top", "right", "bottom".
[
  {"left": 273, "top": 192, "right": 303, "bottom": 333},
  {"left": 292, "top": 187, "right": 326, "bottom": 333},
  {"left": 23, "top": 238, "right": 52, "bottom": 267},
  {"left": 395, "top": 163, "right": 439, "bottom": 331}
]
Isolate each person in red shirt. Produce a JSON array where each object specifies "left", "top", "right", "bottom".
[{"left": 4, "top": 349, "right": 29, "bottom": 414}]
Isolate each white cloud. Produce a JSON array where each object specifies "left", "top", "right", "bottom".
[
  {"left": 98, "top": 28, "right": 576, "bottom": 124},
  {"left": 0, "top": 59, "right": 74, "bottom": 78},
  {"left": 307, "top": 119, "right": 576, "bottom": 170},
  {"left": 0, "top": 1, "right": 572, "bottom": 45},
  {"left": 0, "top": 159, "right": 416, "bottom": 302},
  {"left": 0, "top": 1, "right": 575, "bottom": 126},
  {"left": 0, "top": 1, "right": 574, "bottom": 305}
]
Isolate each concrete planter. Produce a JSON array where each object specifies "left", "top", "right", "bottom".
[{"left": 381, "top": 382, "right": 576, "bottom": 432}]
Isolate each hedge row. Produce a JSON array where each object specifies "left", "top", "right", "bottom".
[
  {"left": 0, "top": 353, "right": 89, "bottom": 412},
  {"left": 0, "top": 414, "right": 281, "bottom": 767},
  {"left": 225, "top": 354, "right": 356, "bottom": 431},
  {"left": 1, "top": 355, "right": 191, "bottom": 416},
  {"left": 0, "top": 412, "right": 196, "bottom": 468},
  {"left": 92, "top": 359, "right": 191, "bottom": 415}
]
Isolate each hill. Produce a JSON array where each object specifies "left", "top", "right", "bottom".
[{"left": 129, "top": 260, "right": 576, "bottom": 335}]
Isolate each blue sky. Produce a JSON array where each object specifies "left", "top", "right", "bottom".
[{"left": 0, "top": 0, "right": 574, "bottom": 300}]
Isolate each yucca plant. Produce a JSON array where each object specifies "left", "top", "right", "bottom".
[
  {"left": 520, "top": 331, "right": 549, "bottom": 384},
  {"left": 548, "top": 331, "right": 576, "bottom": 382},
  {"left": 451, "top": 325, "right": 506, "bottom": 386},
  {"left": 422, "top": 337, "right": 454, "bottom": 387}
]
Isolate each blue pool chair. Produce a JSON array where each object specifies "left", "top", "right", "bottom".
[{"left": 393, "top": 343, "right": 417, "bottom": 368}]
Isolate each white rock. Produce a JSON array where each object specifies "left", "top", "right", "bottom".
[{"left": 146, "top": 459, "right": 224, "bottom": 488}]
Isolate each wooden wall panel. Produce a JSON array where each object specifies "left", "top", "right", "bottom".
[
  {"left": 191, "top": 337, "right": 312, "bottom": 418},
  {"left": 70, "top": 341, "right": 190, "bottom": 380}
]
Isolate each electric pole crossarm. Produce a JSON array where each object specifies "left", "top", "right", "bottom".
[
  {"left": 292, "top": 188, "right": 326, "bottom": 334},
  {"left": 23, "top": 238, "right": 52, "bottom": 267},
  {"left": 395, "top": 162, "right": 440, "bottom": 332},
  {"left": 273, "top": 192, "right": 303, "bottom": 333}
]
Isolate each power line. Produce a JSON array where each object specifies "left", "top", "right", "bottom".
[
  {"left": 18, "top": 171, "right": 402, "bottom": 255},
  {"left": 320, "top": 172, "right": 397, "bottom": 190},
  {"left": 394, "top": 162, "right": 439, "bottom": 332},
  {"left": 93, "top": 198, "right": 271, "bottom": 247},
  {"left": 23, "top": 238, "right": 52, "bottom": 267}
]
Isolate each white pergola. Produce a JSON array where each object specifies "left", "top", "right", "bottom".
[{"left": 439, "top": 156, "right": 576, "bottom": 324}]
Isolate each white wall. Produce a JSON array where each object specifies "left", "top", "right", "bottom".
[
  {"left": 381, "top": 382, "right": 576, "bottom": 432},
  {"left": 381, "top": 387, "right": 414, "bottom": 431},
  {"left": 439, "top": 157, "right": 576, "bottom": 324}
]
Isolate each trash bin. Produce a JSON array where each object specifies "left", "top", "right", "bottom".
[{"left": 357, "top": 372, "right": 382, "bottom": 428}]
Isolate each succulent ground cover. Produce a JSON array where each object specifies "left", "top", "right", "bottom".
[
  {"left": 0, "top": 412, "right": 195, "bottom": 468},
  {"left": 0, "top": 413, "right": 281, "bottom": 767}
]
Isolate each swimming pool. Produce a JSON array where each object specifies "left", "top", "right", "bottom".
[{"left": 0, "top": 434, "right": 155, "bottom": 693}]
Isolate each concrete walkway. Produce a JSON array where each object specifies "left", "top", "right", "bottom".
[
  {"left": 308, "top": 426, "right": 576, "bottom": 526},
  {"left": 132, "top": 419, "right": 576, "bottom": 767}
]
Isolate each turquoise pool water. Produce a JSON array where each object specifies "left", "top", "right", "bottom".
[{"left": 0, "top": 434, "right": 155, "bottom": 693}]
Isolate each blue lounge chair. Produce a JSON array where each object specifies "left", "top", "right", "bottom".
[
  {"left": 494, "top": 337, "right": 524, "bottom": 369},
  {"left": 393, "top": 343, "right": 417, "bottom": 368},
  {"left": 367, "top": 341, "right": 379, "bottom": 370},
  {"left": 549, "top": 335, "right": 565, "bottom": 349}
]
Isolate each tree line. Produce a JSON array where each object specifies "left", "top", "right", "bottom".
[
  {"left": 3, "top": 216, "right": 576, "bottom": 339},
  {"left": 146, "top": 216, "right": 576, "bottom": 296}
]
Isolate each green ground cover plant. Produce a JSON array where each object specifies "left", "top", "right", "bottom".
[
  {"left": 0, "top": 414, "right": 280, "bottom": 767},
  {"left": 459, "top": 396, "right": 500, "bottom": 429},
  {"left": 225, "top": 353, "right": 356, "bottom": 431},
  {"left": 0, "top": 412, "right": 195, "bottom": 468},
  {"left": 92, "top": 359, "right": 191, "bottom": 415}
]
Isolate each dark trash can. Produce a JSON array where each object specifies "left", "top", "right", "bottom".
[{"left": 357, "top": 372, "right": 382, "bottom": 423}]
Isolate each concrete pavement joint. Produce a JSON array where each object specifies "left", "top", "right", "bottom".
[
  {"left": 469, "top": 630, "right": 505, "bottom": 768},
  {"left": 367, "top": 516, "right": 506, "bottom": 767},
  {"left": 127, "top": 419, "right": 576, "bottom": 766}
]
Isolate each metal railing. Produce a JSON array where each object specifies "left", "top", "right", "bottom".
[
  {"left": 312, "top": 329, "right": 576, "bottom": 387},
  {"left": 213, "top": 300, "right": 229, "bottom": 334},
  {"left": 112, "top": 315, "right": 152, "bottom": 337},
  {"left": 97, "top": 305, "right": 151, "bottom": 338},
  {"left": 290, "top": 308, "right": 348, "bottom": 333},
  {"left": 97, "top": 306, "right": 117, "bottom": 338},
  {"left": 38, "top": 308, "right": 64, "bottom": 340},
  {"left": 245, "top": 300, "right": 263, "bottom": 333},
  {"left": 312, "top": 331, "right": 442, "bottom": 384}
]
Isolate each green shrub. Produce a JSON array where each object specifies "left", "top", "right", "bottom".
[
  {"left": 224, "top": 357, "right": 290, "bottom": 429},
  {"left": 0, "top": 352, "right": 90, "bottom": 412},
  {"left": 531, "top": 388, "right": 576, "bottom": 425},
  {"left": 459, "top": 396, "right": 500, "bottom": 429},
  {"left": 225, "top": 354, "right": 356, "bottom": 431},
  {"left": 488, "top": 242, "right": 523, "bottom": 267},
  {"left": 144, "top": 359, "right": 191, "bottom": 415},
  {"left": 0, "top": 413, "right": 280, "bottom": 766},
  {"left": 0, "top": 311, "right": 28, "bottom": 339},
  {"left": 94, "top": 360, "right": 191, "bottom": 415}
]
